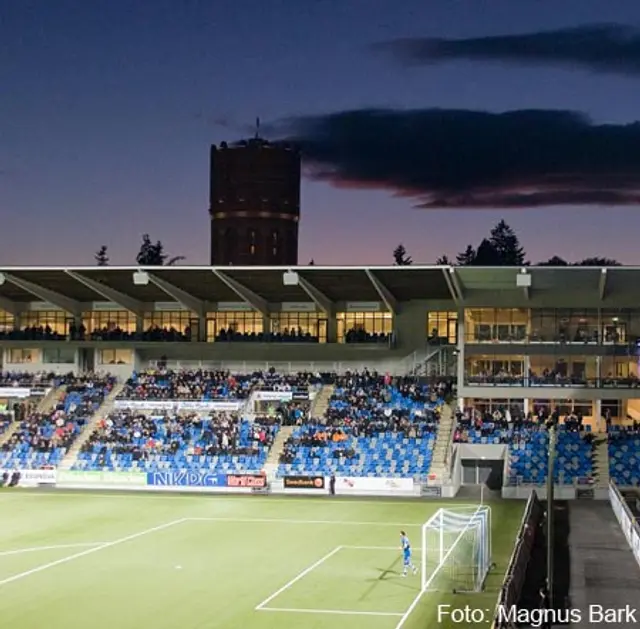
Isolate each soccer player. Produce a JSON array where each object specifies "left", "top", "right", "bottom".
[{"left": 400, "top": 530, "right": 418, "bottom": 577}]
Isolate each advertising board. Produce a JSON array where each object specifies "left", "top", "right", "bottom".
[
  {"left": 0, "top": 387, "right": 49, "bottom": 399},
  {"left": 226, "top": 474, "right": 267, "bottom": 489},
  {"left": 2, "top": 468, "right": 57, "bottom": 486},
  {"left": 57, "top": 470, "right": 147, "bottom": 486},
  {"left": 113, "top": 400, "right": 242, "bottom": 412},
  {"left": 283, "top": 475, "right": 325, "bottom": 490},
  {"left": 147, "top": 471, "right": 227, "bottom": 487},
  {"left": 335, "top": 476, "right": 414, "bottom": 494}
]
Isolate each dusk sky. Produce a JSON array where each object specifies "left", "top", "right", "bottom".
[{"left": 3, "top": 0, "right": 640, "bottom": 266}]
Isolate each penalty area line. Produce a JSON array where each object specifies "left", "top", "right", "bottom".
[
  {"left": 255, "top": 546, "right": 343, "bottom": 610},
  {"left": 0, "top": 542, "right": 109, "bottom": 557},
  {"left": 0, "top": 518, "right": 188, "bottom": 588},
  {"left": 258, "top": 607, "right": 403, "bottom": 617}
]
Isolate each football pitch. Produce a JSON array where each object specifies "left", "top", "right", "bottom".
[{"left": 0, "top": 491, "right": 523, "bottom": 629}]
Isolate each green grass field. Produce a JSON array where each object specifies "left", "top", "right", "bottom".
[{"left": 0, "top": 491, "right": 523, "bottom": 629}]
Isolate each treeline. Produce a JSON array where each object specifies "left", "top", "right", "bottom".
[
  {"left": 93, "top": 234, "right": 185, "bottom": 266},
  {"left": 393, "top": 220, "right": 620, "bottom": 267}
]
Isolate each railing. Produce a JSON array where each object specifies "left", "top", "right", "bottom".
[
  {"left": 492, "top": 490, "right": 544, "bottom": 628},
  {"left": 465, "top": 376, "right": 640, "bottom": 389},
  {"left": 145, "top": 359, "right": 419, "bottom": 376}
]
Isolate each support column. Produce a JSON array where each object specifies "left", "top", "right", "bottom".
[
  {"left": 594, "top": 399, "right": 602, "bottom": 432},
  {"left": 327, "top": 316, "right": 338, "bottom": 344},
  {"left": 456, "top": 309, "right": 465, "bottom": 411},
  {"left": 262, "top": 314, "right": 271, "bottom": 337},
  {"left": 596, "top": 355, "right": 602, "bottom": 388},
  {"left": 524, "top": 355, "right": 531, "bottom": 386}
]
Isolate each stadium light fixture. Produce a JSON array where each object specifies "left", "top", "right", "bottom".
[
  {"left": 283, "top": 270, "right": 299, "bottom": 286},
  {"left": 133, "top": 271, "right": 150, "bottom": 285}
]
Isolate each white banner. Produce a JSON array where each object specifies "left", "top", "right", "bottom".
[
  {"left": 254, "top": 391, "right": 294, "bottom": 401},
  {"left": 335, "top": 476, "right": 414, "bottom": 494},
  {"left": 57, "top": 471, "right": 146, "bottom": 486},
  {"left": 609, "top": 483, "right": 640, "bottom": 568},
  {"left": 0, "top": 387, "right": 35, "bottom": 398},
  {"left": 113, "top": 400, "right": 243, "bottom": 412},
  {"left": 1, "top": 468, "right": 58, "bottom": 486}
]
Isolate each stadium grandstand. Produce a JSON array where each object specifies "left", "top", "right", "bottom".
[{"left": 3, "top": 264, "right": 640, "bottom": 628}]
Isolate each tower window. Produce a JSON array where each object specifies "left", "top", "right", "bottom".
[
  {"left": 272, "top": 230, "right": 279, "bottom": 257},
  {"left": 249, "top": 229, "right": 257, "bottom": 256}
]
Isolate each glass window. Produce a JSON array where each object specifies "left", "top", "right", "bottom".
[
  {"left": 8, "top": 348, "right": 40, "bottom": 363},
  {"left": 206, "top": 311, "right": 264, "bottom": 341},
  {"left": 601, "top": 357, "right": 637, "bottom": 382},
  {"left": 21, "top": 310, "right": 69, "bottom": 335},
  {"left": 98, "top": 349, "right": 133, "bottom": 365},
  {"left": 465, "top": 309, "right": 528, "bottom": 342},
  {"left": 143, "top": 311, "right": 191, "bottom": 333},
  {"left": 601, "top": 309, "right": 630, "bottom": 344},
  {"left": 0, "top": 310, "right": 14, "bottom": 334},
  {"left": 42, "top": 348, "right": 75, "bottom": 364},
  {"left": 602, "top": 399, "right": 622, "bottom": 420},
  {"left": 465, "top": 354, "right": 525, "bottom": 384},
  {"left": 530, "top": 309, "right": 598, "bottom": 343},
  {"left": 336, "top": 312, "right": 393, "bottom": 343},
  {"left": 529, "top": 356, "right": 597, "bottom": 385},
  {"left": 427, "top": 311, "right": 457, "bottom": 344},
  {"left": 466, "top": 398, "right": 524, "bottom": 415},
  {"left": 270, "top": 313, "right": 327, "bottom": 343},
  {"left": 83, "top": 310, "right": 137, "bottom": 334}
]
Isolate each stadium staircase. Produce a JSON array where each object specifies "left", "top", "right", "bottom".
[
  {"left": 0, "top": 384, "right": 67, "bottom": 448},
  {"left": 592, "top": 432, "right": 610, "bottom": 488},
  {"left": 58, "top": 382, "right": 125, "bottom": 470},
  {"left": 263, "top": 425, "right": 295, "bottom": 483},
  {"left": 309, "top": 384, "right": 334, "bottom": 420},
  {"left": 427, "top": 403, "right": 456, "bottom": 482}
]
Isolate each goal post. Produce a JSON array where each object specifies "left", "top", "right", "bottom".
[{"left": 421, "top": 505, "right": 492, "bottom": 593}]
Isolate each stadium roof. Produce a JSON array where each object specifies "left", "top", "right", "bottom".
[{"left": 0, "top": 265, "right": 637, "bottom": 313}]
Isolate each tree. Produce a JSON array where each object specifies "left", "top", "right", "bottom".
[
  {"left": 474, "top": 238, "right": 501, "bottom": 265},
  {"left": 308, "top": 259, "right": 315, "bottom": 265},
  {"left": 94, "top": 245, "right": 109, "bottom": 266},
  {"left": 456, "top": 245, "right": 476, "bottom": 266},
  {"left": 537, "top": 256, "right": 568, "bottom": 266},
  {"left": 136, "top": 234, "right": 185, "bottom": 266},
  {"left": 489, "top": 220, "right": 526, "bottom": 265},
  {"left": 576, "top": 257, "right": 621, "bottom": 267},
  {"left": 393, "top": 244, "right": 413, "bottom": 265},
  {"left": 435, "top": 254, "right": 452, "bottom": 265}
]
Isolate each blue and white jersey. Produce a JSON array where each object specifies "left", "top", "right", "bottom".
[{"left": 401, "top": 534, "right": 412, "bottom": 563}]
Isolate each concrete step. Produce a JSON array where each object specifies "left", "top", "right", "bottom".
[
  {"left": 58, "top": 383, "right": 125, "bottom": 470},
  {"left": 265, "top": 425, "right": 295, "bottom": 465}
]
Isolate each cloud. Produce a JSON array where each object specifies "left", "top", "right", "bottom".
[
  {"left": 281, "top": 108, "right": 640, "bottom": 208},
  {"left": 374, "top": 24, "right": 640, "bottom": 75}
]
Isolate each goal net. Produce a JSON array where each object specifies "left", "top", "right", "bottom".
[{"left": 420, "top": 505, "right": 491, "bottom": 593}]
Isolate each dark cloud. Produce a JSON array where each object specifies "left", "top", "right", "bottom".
[
  {"left": 281, "top": 108, "right": 640, "bottom": 208},
  {"left": 374, "top": 24, "right": 640, "bottom": 75}
]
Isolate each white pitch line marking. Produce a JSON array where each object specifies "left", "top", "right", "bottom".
[
  {"left": 0, "top": 518, "right": 187, "bottom": 588},
  {"left": 255, "top": 546, "right": 344, "bottom": 610},
  {"left": 258, "top": 607, "right": 403, "bottom": 617},
  {"left": 341, "top": 545, "right": 400, "bottom": 550},
  {"left": 188, "top": 516, "right": 421, "bottom": 527},
  {"left": 0, "top": 542, "right": 108, "bottom": 557}
]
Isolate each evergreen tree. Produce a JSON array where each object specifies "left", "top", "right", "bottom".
[
  {"left": 308, "top": 259, "right": 315, "bottom": 265},
  {"left": 136, "top": 234, "right": 185, "bottom": 266},
  {"left": 575, "top": 257, "right": 620, "bottom": 266},
  {"left": 456, "top": 245, "right": 476, "bottom": 266},
  {"left": 435, "top": 254, "right": 452, "bottom": 265},
  {"left": 473, "top": 238, "right": 501, "bottom": 265},
  {"left": 537, "top": 255, "right": 568, "bottom": 266},
  {"left": 94, "top": 245, "right": 109, "bottom": 266},
  {"left": 393, "top": 244, "right": 413, "bottom": 265},
  {"left": 489, "top": 220, "right": 526, "bottom": 265}
]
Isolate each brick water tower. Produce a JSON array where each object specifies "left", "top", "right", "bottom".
[{"left": 209, "top": 135, "right": 301, "bottom": 266}]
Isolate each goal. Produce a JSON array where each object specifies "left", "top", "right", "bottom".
[{"left": 420, "top": 505, "right": 492, "bottom": 593}]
